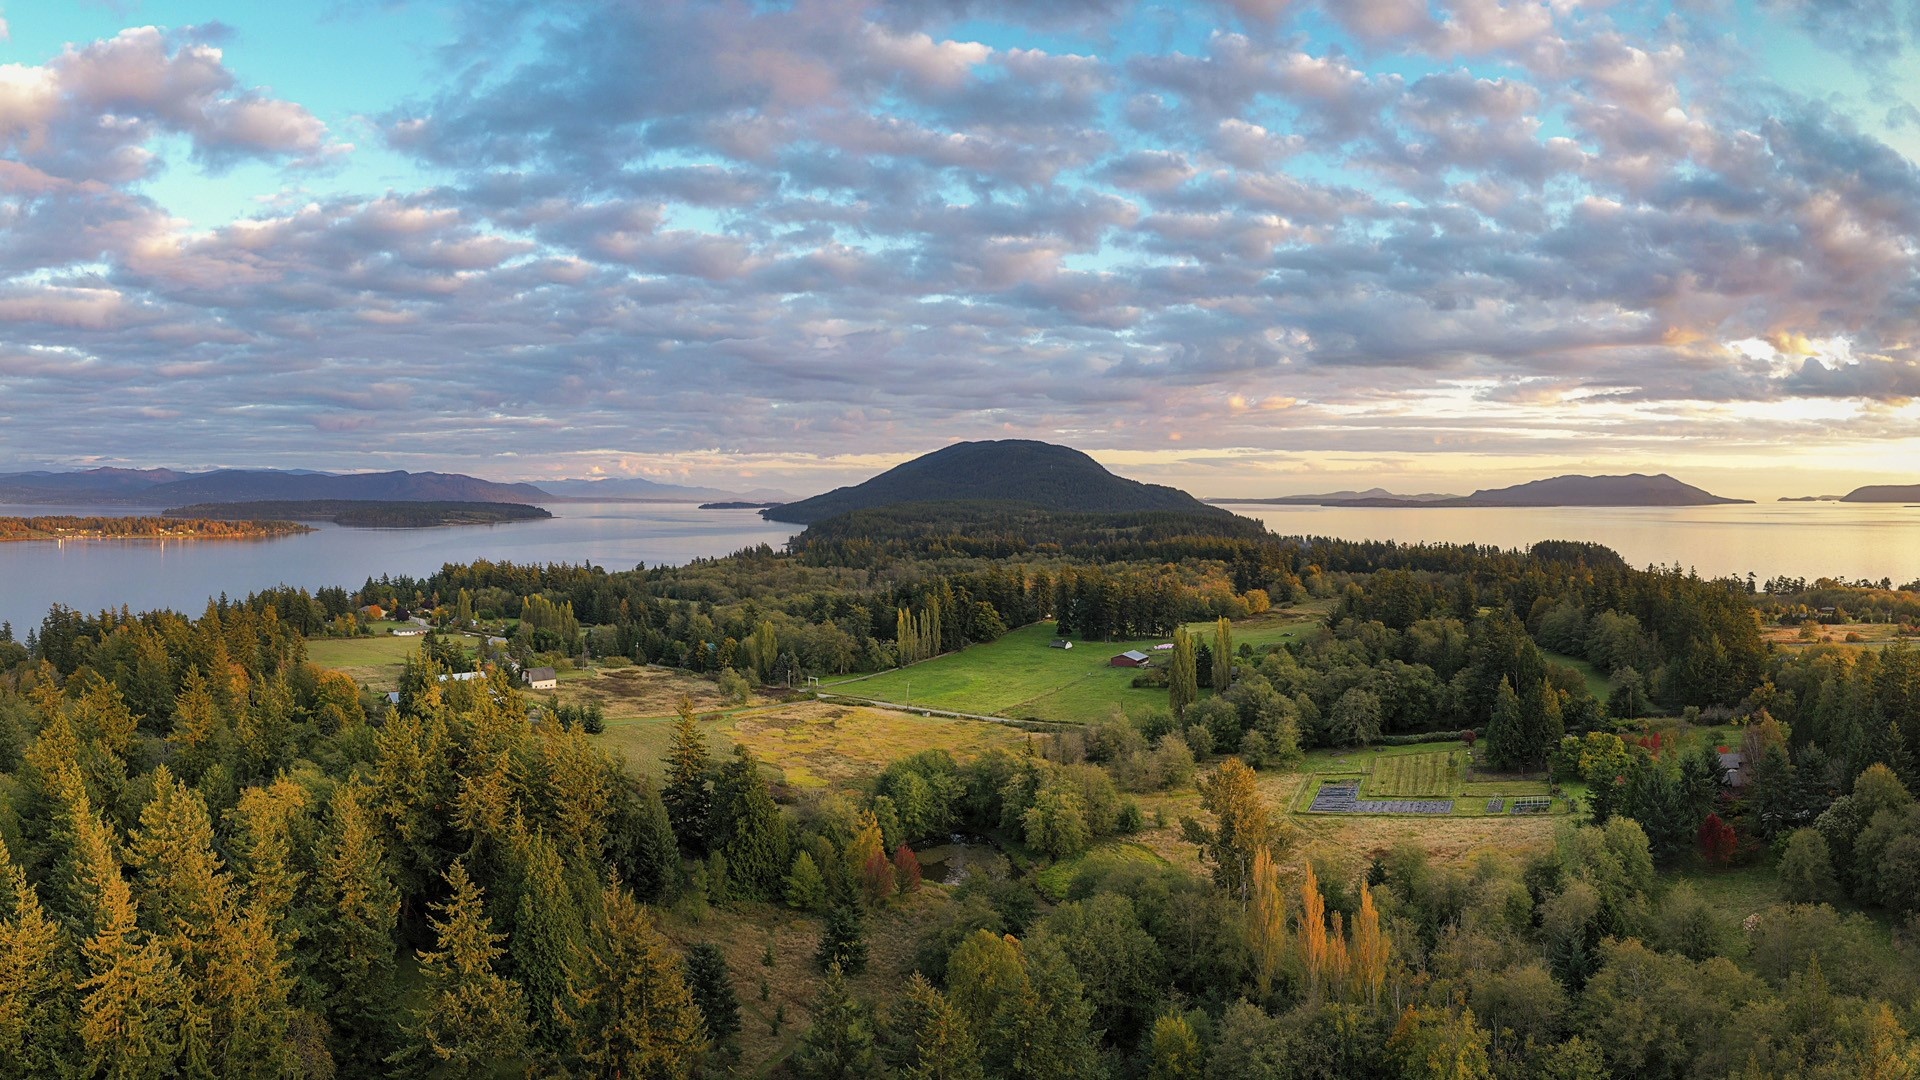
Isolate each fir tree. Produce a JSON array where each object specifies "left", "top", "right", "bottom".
[
  {"left": 792, "top": 964, "right": 882, "bottom": 1080},
  {"left": 663, "top": 697, "right": 714, "bottom": 852},
  {"left": 816, "top": 900, "right": 868, "bottom": 974},
  {"left": 510, "top": 829, "right": 582, "bottom": 1050},
  {"left": 0, "top": 832, "right": 71, "bottom": 1075},
  {"left": 887, "top": 973, "right": 984, "bottom": 1080},
  {"left": 312, "top": 781, "right": 401, "bottom": 1072},
  {"left": 683, "top": 942, "right": 741, "bottom": 1046},
  {"left": 396, "top": 860, "right": 529, "bottom": 1077},
  {"left": 560, "top": 880, "right": 708, "bottom": 1078},
  {"left": 72, "top": 799, "right": 184, "bottom": 1079},
  {"left": 786, "top": 850, "right": 828, "bottom": 913},
  {"left": 710, "top": 746, "right": 790, "bottom": 902},
  {"left": 1484, "top": 677, "right": 1526, "bottom": 772}
]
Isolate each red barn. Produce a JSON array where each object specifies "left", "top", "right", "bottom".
[{"left": 1110, "top": 650, "right": 1151, "bottom": 668}]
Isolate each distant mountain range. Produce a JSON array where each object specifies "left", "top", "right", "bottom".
[
  {"left": 0, "top": 467, "right": 782, "bottom": 507},
  {"left": 761, "top": 440, "right": 1232, "bottom": 524},
  {"left": 1833, "top": 485, "right": 1920, "bottom": 503},
  {"left": 1214, "top": 487, "right": 1460, "bottom": 506}
]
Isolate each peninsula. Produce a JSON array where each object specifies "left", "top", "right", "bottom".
[{"left": 0, "top": 515, "right": 311, "bottom": 542}]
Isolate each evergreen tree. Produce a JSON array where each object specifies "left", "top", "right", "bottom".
[
  {"left": 786, "top": 850, "right": 829, "bottom": 913},
  {"left": 710, "top": 746, "right": 790, "bottom": 902},
  {"left": 560, "top": 880, "right": 707, "bottom": 1078},
  {"left": 511, "top": 829, "right": 582, "bottom": 1051},
  {"left": 0, "top": 832, "right": 70, "bottom": 1075},
  {"left": 793, "top": 964, "right": 882, "bottom": 1080},
  {"left": 72, "top": 799, "right": 184, "bottom": 1079},
  {"left": 313, "top": 781, "right": 401, "bottom": 1071},
  {"left": 397, "top": 860, "right": 529, "bottom": 1077},
  {"left": 816, "top": 899, "right": 868, "bottom": 974},
  {"left": 683, "top": 942, "right": 741, "bottom": 1046},
  {"left": 1484, "top": 677, "right": 1526, "bottom": 772},
  {"left": 887, "top": 973, "right": 983, "bottom": 1080},
  {"left": 1013, "top": 938, "right": 1103, "bottom": 1080},
  {"left": 607, "top": 773, "right": 680, "bottom": 905},
  {"left": 663, "top": 697, "right": 714, "bottom": 852}
]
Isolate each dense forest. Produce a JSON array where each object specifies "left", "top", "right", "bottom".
[{"left": 4, "top": 504, "right": 1920, "bottom": 1076}]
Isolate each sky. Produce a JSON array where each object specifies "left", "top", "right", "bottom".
[{"left": 3, "top": 0, "right": 1920, "bottom": 501}]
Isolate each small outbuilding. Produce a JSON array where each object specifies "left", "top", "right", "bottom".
[
  {"left": 527, "top": 666, "right": 559, "bottom": 691},
  {"left": 1717, "top": 750, "right": 1746, "bottom": 788},
  {"left": 1049, "top": 638, "right": 1074, "bottom": 650},
  {"left": 1110, "top": 650, "right": 1152, "bottom": 668}
]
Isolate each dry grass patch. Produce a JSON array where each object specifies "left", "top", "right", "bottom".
[
  {"left": 730, "top": 703, "right": 1037, "bottom": 789},
  {"left": 544, "top": 664, "right": 756, "bottom": 719}
]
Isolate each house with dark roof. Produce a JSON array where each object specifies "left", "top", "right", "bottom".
[{"left": 1717, "top": 750, "right": 1746, "bottom": 788}]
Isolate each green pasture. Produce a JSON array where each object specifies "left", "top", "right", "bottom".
[
  {"left": 305, "top": 630, "right": 481, "bottom": 690},
  {"left": 1544, "top": 650, "right": 1611, "bottom": 700},
  {"left": 1363, "top": 749, "right": 1466, "bottom": 797},
  {"left": 823, "top": 614, "right": 1320, "bottom": 725},
  {"left": 1294, "top": 745, "right": 1562, "bottom": 817}
]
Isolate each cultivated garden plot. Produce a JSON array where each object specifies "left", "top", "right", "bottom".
[{"left": 1295, "top": 744, "right": 1569, "bottom": 818}]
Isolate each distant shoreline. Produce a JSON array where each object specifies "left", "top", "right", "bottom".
[{"left": 0, "top": 515, "right": 312, "bottom": 543}]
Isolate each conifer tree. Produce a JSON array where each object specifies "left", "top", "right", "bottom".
[
  {"left": 560, "top": 880, "right": 708, "bottom": 1078},
  {"left": 312, "top": 781, "right": 401, "bottom": 1071},
  {"left": 71, "top": 798, "right": 184, "bottom": 1079},
  {"left": 511, "top": 829, "right": 582, "bottom": 1050},
  {"left": 663, "top": 697, "right": 714, "bottom": 851},
  {"left": 1013, "top": 938, "right": 1103, "bottom": 1080},
  {"left": 816, "top": 899, "right": 868, "bottom": 974},
  {"left": 612, "top": 774, "right": 680, "bottom": 905},
  {"left": 397, "top": 860, "right": 529, "bottom": 1077},
  {"left": 793, "top": 964, "right": 881, "bottom": 1080},
  {"left": 1249, "top": 844, "right": 1287, "bottom": 997},
  {"left": 130, "top": 767, "right": 232, "bottom": 1072},
  {"left": 710, "top": 746, "right": 790, "bottom": 902},
  {"left": 786, "top": 850, "right": 829, "bottom": 913},
  {"left": 1484, "top": 677, "right": 1526, "bottom": 772},
  {"left": 167, "top": 670, "right": 228, "bottom": 784},
  {"left": 0, "top": 832, "right": 70, "bottom": 1075},
  {"left": 887, "top": 973, "right": 984, "bottom": 1080},
  {"left": 683, "top": 942, "right": 741, "bottom": 1047}
]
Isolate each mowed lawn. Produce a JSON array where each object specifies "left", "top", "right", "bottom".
[
  {"left": 824, "top": 614, "right": 1322, "bottom": 725},
  {"left": 305, "top": 631, "right": 482, "bottom": 690}
]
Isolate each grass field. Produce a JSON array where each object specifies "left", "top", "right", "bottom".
[
  {"left": 595, "top": 700, "right": 1036, "bottom": 787},
  {"left": 1762, "top": 621, "right": 1912, "bottom": 649},
  {"left": 823, "top": 611, "right": 1325, "bottom": 725},
  {"left": 1543, "top": 650, "right": 1611, "bottom": 700},
  {"left": 304, "top": 631, "right": 483, "bottom": 690},
  {"left": 1291, "top": 742, "right": 1562, "bottom": 817}
]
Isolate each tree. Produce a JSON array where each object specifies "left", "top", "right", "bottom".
[
  {"left": 683, "top": 942, "right": 741, "bottom": 1046},
  {"left": 893, "top": 845, "right": 923, "bottom": 894},
  {"left": 1299, "top": 861, "right": 1329, "bottom": 1003},
  {"left": 1779, "top": 828, "right": 1839, "bottom": 904},
  {"left": 1213, "top": 618, "right": 1235, "bottom": 694},
  {"left": 1170, "top": 627, "right": 1198, "bottom": 720},
  {"left": 398, "top": 860, "right": 528, "bottom": 1077},
  {"left": 0, "top": 831, "right": 70, "bottom": 1075},
  {"left": 663, "top": 696, "right": 714, "bottom": 851},
  {"left": 1330, "top": 688, "right": 1383, "bottom": 748},
  {"left": 560, "top": 880, "right": 708, "bottom": 1078},
  {"left": 787, "top": 851, "right": 829, "bottom": 913},
  {"left": 1023, "top": 780, "right": 1093, "bottom": 860},
  {"left": 512, "top": 829, "right": 583, "bottom": 1050},
  {"left": 1351, "top": 880, "right": 1390, "bottom": 1007},
  {"left": 793, "top": 964, "right": 881, "bottom": 1080},
  {"left": 1149, "top": 1012, "right": 1205, "bottom": 1080},
  {"left": 71, "top": 799, "right": 184, "bottom": 1079},
  {"left": 816, "top": 900, "right": 868, "bottom": 974},
  {"left": 752, "top": 620, "right": 779, "bottom": 684},
  {"left": 846, "top": 811, "right": 890, "bottom": 905},
  {"left": 1186, "top": 758, "right": 1276, "bottom": 902},
  {"left": 887, "top": 973, "right": 983, "bottom": 1080},
  {"left": 1696, "top": 812, "right": 1737, "bottom": 865},
  {"left": 1607, "top": 668, "right": 1651, "bottom": 721},
  {"left": 1249, "top": 845, "right": 1286, "bottom": 998},
  {"left": 313, "top": 781, "right": 400, "bottom": 1071},
  {"left": 1484, "top": 677, "right": 1526, "bottom": 771},
  {"left": 1388, "top": 1004, "right": 1491, "bottom": 1080},
  {"left": 710, "top": 746, "right": 790, "bottom": 902}
]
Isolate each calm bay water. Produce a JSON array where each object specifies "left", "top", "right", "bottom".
[
  {"left": 1229, "top": 502, "right": 1920, "bottom": 586},
  {"left": 4, "top": 499, "right": 1919, "bottom": 634},
  {"left": 0, "top": 502, "right": 797, "bottom": 632}
]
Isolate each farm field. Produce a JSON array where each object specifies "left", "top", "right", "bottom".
[
  {"left": 594, "top": 699, "right": 1035, "bottom": 787},
  {"left": 537, "top": 663, "right": 758, "bottom": 720},
  {"left": 1362, "top": 749, "right": 1465, "bottom": 797},
  {"left": 305, "top": 630, "right": 483, "bottom": 689},
  {"left": 823, "top": 608, "right": 1326, "bottom": 724},
  {"left": 1293, "top": 743, "right": 1562, "bottom": 817}
]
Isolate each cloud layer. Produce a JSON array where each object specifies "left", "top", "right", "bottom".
[{"left": 3, "top": 2, "right": 1920, "bottom": 493}]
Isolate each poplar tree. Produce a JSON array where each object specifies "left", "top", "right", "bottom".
[
  {"left": 312, "top": 781, "right": 400, "bottom": 1071},
  {"left": 663, "top": 697, "right": 714, "bottom": 851},
  {"left": 1170, "top": 627, "right": 1198, "bottom": 719},
  {"left": 1249, "top": 845, "right": 1286, "bottom": 997},
  {"left": 1213, "top": 617, "right": 1234, "bottom": 693},
  {"left": 560, "top": 881, "right": 707, "bottom": 1078},
  {"left": 1300, "top": 861, "right": 1329, "bottom": 1003},
  {"left": 753, "top": 620, "right": 779, "bottom": 684},
  {"left": 398, "top": 860, "right": 529, "bottom": 1077},
  {"left": 1352, "top": 880, "right": 1390, "bottom": 1007}
]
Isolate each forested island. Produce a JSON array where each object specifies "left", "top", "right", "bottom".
[
  {"left": 162, "top": 500, "right": 553, "bottom": 528},
  {"left": 0, "top": 514, "right": 311, "bottom": 542},
  {"left": 6, "top": 454, "right": 1920, "bottom": 1076}
]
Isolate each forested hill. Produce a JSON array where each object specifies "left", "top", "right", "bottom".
[
  {"left": 163, "top": 500, "right": 552, "bottom": 527},
  {"left": 1841, "top": 484, "right": 1920, "bottom": 503},
  {"left": 1451, "top": 472, "right": 1749, "bottom": 506},
  {"left": 763, "top": 440, "right": 1232, "bottom": 524},
  {"left": 0, "top": 467, "right": 550, "bottom": 506}
]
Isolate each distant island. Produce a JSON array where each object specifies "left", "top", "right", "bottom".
[
  {"left": 1229, "top": 473, "right": 1749, "bottom": 508},
  {"left": 1837, "top": 484, "right": 1920, "bottom": 503},
  {"left": 1779, "top": 495, "right": 1846, "bottom": 502},
  {"left": 761, "top": 440, "right": 1234, "bottom": 524},
  {"left": 698, "top": 501, "right": 782, "bottom": 510},
  {"left": 0, "top": 515, "right": 311, "bottom": 542},
  {"left": 162, "top": 500, "right": 552, "bottom": 528},
  {"left": 1214, "top": 487, "right": 1460, "bottom": 506},
  {"left": 0, "top": 466, "right": 784, "bottom": 507}
]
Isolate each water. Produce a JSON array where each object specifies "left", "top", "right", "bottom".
[
  {"left": 6, "top": 499, "right": 1919, "bottom": 635},
  {"left": 1229, "top": 502, "right": 1920, "bottom": 585},
  {"left": 0, "top": 502, "right": 797, "bottom": 631}
]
